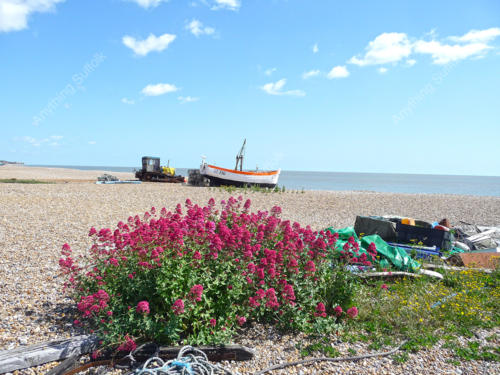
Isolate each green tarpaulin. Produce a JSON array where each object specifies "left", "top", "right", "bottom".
[{"left": 325, "top": 227, "right": 421, "bottom": 272}]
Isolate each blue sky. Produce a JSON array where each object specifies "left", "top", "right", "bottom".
[{"left": 1, "top": 0, "right": 499, "bottom": 176}]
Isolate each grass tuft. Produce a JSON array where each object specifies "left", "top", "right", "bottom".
[
  {"left": 0, "top": 178, "right": 52, "bottom": 184},
  {"left": 342, "top": 266, "right": 500, "bottom": 356}
]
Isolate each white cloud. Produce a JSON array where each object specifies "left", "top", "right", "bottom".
[
  {"left": 327, "top": 65, "right": 349, "bottom": 79},
  {"left": 449, "top": 27, "right": 500, "bottom": 43},
  {"left": 312, "top": 43, "right": 319, "bottom": 53},
  {"left": 350, "top": 28, "right": 500, "bottom": 68},
  {"left": 121, "top": 98, "right": 135, "bottom": 105},
  {"left": 264, "top": 67, "right": 277, "bottom": 76},
  {"left": 302, "top": 69, "right": 320, "bottom": 79},
  {"left": 88, "top": 141, "right": 96, "bottom": 145},
  {"left": 178, "top": 96, "right": 199, "bottom": 103},
  {"left": 142, "top": 83, "right": 178, "bottom": 96},
  {"left": 129, "top": 0, "right": 168, "bottom": 8},
  {"left": 378, "top": 67, "right": 388, "bottom": 74},
  {"left": 349, "top": 32, "right": 412, "bottom": 66},
  {"left": 186, "top": 19, "right": 215, "bottom": 37},
  {"left": 0, "top": 0, "right": 64, "bottom": 32},
  {"left": 212, "top": 0, "right": 240, "bottom": 11},
  {"left": 22, "top": 135, "right": 62, "bottom": 147},
  {"left": 405, "top": 59, "right": 417, "bottom": 66},
  {"left": 414, "top": 40, "right": 491, "bottom": 65},
  {"left": 122, "top": 33, "right": 176, "bottom": 56},
  {"left": 23, "top": 136, "right": 38, "bottom": 146},
  {"left": 261, "top": 79, "right": 305, "bottom": 97}
]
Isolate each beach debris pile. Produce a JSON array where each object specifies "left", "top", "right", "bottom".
[
  {"left": 334, "top": 215, "right": 500, "bottom": 273},
  {"left": 96, "top": 173, "right": 119, "bottom": 182},
  {"left": 95, "top": 174, "right": 142, "bottom": 185},
  {"left": 448, "top": 222, "right": 500, "bottom": 268}
]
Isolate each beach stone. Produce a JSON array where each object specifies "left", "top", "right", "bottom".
[{"left": 0, "top": 168, "right": 499, "bottom": 374}]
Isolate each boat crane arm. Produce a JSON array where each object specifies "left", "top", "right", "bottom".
[{"left": 235, "top": 139, "right": 246, "bottom": 171}]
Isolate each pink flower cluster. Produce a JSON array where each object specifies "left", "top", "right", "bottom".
[
  {"left": 188, "top": 284, "right": 204, "bottom": 302},
  {"left": 60, "top": 197, "right": 365, "bottom": 347},
  {"left": 314, "top": 302, "right": 327, "bottom": 317},
  {"left": 77, "top": 289, "right": 110, "bottom": 318},
  {"left": 117, "top": 335, "right": 136, "bottom": 352},
  {"left": 346, "top": 306, "right": 358, "bottom": 319},
  {"left": 339, "top": 237, "right": 377, "bottom": 267},
  {"left": 136, "top": 301, "right": 150, "bottom": 314},
  {"left": 172, "top": 299, "right": 185, "bottom": 315}
]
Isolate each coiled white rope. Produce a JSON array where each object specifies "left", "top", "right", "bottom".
[{"left": 134, "top": 346, "right": 233, "bottom": 375}]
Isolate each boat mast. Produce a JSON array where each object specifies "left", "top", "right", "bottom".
[{"left": 235, "top": 139, "right": 246, "bottom": 171}]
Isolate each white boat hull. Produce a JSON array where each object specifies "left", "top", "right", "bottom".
[{"left": 200, "top": 164, "right": 280, "bottom": 187}]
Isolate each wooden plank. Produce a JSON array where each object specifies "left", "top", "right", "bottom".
[
  {"left": 357, "top": 271, "right": 419, "bottom": 279},
  {"left": 468, "top": 229, "right": 496, "bottom": 242},
  {"left": 0, "top": 335, "right": 98, "bottom": 374},
  {"left": 0, "top": 337, "right": 254, "bottom": 374},
  {"left": 45, "top": 354, "right": 80, "bottom": 375},
  {"left": 458, "top": 252, "right": 500, "bottom": 269},
  {"left": 45, "top": 345, "right": 255, "bottom": 375},
  {"left": 418, "top": 269, "right": 443, "bottom": 280},
  {"left": 132, "top": 344, "right": 255, "bottom": 362},
  {"left": 423, "top": 263, "right": 492, "bottom": 273}
]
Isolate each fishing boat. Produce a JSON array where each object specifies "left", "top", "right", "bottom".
[{"left": 196, "top": 140, "right": 281, "bottom": 188}]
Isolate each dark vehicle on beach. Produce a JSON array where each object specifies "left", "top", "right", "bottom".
[{"left": 135, "top": 156, "right": 185, "bottom": 183}]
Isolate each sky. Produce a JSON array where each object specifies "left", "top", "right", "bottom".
[{"left": 0, "top": 0, "right": 499, "bottom": 176}]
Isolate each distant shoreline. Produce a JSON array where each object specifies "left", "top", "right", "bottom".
[
  {"left": 5, "top": 164, "right": 499, "bottom": 197},
  {"left": 0, "top": 164, "right": 134, "bottom": 183},
  {"left": 24, "top": 164, "right": 500, "bottom": 178}
]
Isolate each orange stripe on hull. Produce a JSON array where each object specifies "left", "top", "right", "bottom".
[{"left": 208, "top": 165, "right": 280, "bottom": 176}]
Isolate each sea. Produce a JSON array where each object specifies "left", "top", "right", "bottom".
[{"left": 28, "top": 165, "right": 500, "bottom": 197}]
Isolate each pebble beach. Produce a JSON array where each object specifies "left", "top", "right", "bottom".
[{"left": 0, "top": 165, "right": 499, "bottom": 374}]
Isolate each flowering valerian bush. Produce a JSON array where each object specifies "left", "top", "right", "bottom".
[{"left": 60, "top": 197, "right": 366, "bottom": 350}]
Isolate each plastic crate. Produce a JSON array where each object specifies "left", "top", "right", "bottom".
[
  {"left": 395, "top": 223, "right": 452, "bottom": 250},
  {"left": 354, "top": 216, "right": 397, "bottom": 241},
  {"left": 387, "top": 242, "right": 442, "bottom": 260}
]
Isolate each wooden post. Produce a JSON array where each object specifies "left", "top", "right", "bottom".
[{"left": 0, "top": 335, "right": 98, "bottom": 374}]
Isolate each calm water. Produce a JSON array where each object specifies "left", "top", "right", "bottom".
[{"left": 29, "top": 165, "right": 500, "bottom": 197}]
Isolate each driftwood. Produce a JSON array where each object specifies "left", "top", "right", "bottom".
[
  {"left": 467, "top": 229, "right": 496, "bottom": 242},
  {"left": 423, "top": 262, "right": 493, "bottom": 274},
  {"left": 254, "top": 340, "right": 408, "bottom": 375},
  {"left": 357, "top": 271, "right": 419, "bottom": 279},
  {"left": 358, "top": 270, "right": 443, "bottom": 281},
  {"left": 47, "top": 344, "right": 254, "bottom": 375},
  {"left": 0, "top": 335, "right": 98, "bottom": 374},
  {"left": 46, "top": 354, "right": 80, "bottom": 375},
  {"left": 418, "top": 269, "right": 443, "bottom": 280},
  {"left": 132, "top": 344, "right": 254, "bottom": 362},
  {"left": 48, "top": 359, "right": 112, "bottom": 375},
  {"left": 1, "top": 336, "right": 254, "bottom": 375}
]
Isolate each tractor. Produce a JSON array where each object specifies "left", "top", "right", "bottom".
[{"left": 135, "top": 156, "right": 185, "bottom": 183}]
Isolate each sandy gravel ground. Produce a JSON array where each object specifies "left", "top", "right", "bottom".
[
  {"left": 0, "top": 166, "right": 499, "bottom": 374},
  {"left": 0, "top": 164, "right": 134, "bottom": 182}
]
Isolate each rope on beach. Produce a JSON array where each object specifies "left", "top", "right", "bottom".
[
  {"left": 133, "top": 346, "right": 233, "bottom": 375},
  {"left": 253, "top": 340, "right": 408, "bottom": 375}
]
